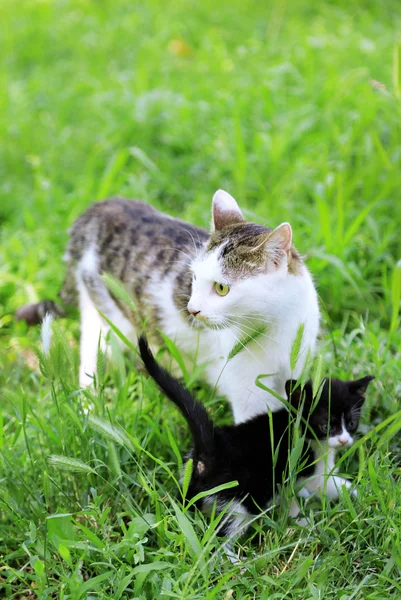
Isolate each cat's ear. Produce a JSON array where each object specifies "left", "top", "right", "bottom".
[
  {"left": 248, "top": 223, "right": 292, "bottom": 265},
  {"left": 212, "top": 189, "right": 245, "bottom": 231},
  {"left": 285, "top": 379, "right": 313, "bottom": 407},
  {"left": 265, "top": 222, "right": 292, "bottom": 254},
  {"left": 348, "top": 375, "right": 375, "bottom": 399}
]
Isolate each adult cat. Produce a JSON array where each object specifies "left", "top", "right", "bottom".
[{"left": 16, "top": 190, "right": 319, "bottom": 423}]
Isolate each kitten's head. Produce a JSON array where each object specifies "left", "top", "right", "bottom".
[
  {"left": 187, "top": 190, "right": 303, "bottom": 328},
  {"left": 285, "top": 375, "right": 375, "bottom": 449}
]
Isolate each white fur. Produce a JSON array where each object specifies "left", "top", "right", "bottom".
[
  {"left": 76, "top": 245, "right": 135, "bottom": 387},
  {"left": 41, "top": 313, "right": 53, "bottom": 357},
  {"left": 202, "top": 496, "right": 251, "bottom": 540},
  {"left": 77, "top": 276, "right": 105, "bottom": 387},
  {"left": 290, "top": 426, "right": 356, "bottom": 519},
  {"left": 221, "top": 500, "right": 252, "bottom": 539}
]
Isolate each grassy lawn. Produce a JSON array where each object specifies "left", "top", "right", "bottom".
[{"left": 1, "top": 0, "right": 401, "bottom": 597}]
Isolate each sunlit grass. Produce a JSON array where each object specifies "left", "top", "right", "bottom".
[{"left": 1, "top": 0, "right": 401, "bottom": 597}]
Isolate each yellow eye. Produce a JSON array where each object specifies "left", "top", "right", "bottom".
[{"left": 214, "top": 282, "right": 230, "bottom": 296}]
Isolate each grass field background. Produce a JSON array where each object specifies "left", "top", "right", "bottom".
[{"left": 1, "top": 0, "right": 401, "bottom": 597}]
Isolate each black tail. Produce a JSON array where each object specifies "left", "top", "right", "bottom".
[
  {"left": 138, "top": 335, "right": 215, "bottom": 458},
  {"left": 15, "top": 300, "right": 65, "bottom": 326}
]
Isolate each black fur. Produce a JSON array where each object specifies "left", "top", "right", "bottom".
[{"left": 139, "top": 336, "right": 374, "bottom": 537}]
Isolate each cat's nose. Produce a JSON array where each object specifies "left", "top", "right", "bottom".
[
  {"left": 188, "top": 308, "right": 200, "bottom": 317},
  {"left": 338, "top": 437, "right": 349, "bottom": 446}
]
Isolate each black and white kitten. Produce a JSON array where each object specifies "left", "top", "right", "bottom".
[
  {"left": 288, "top": 376, "right": 374, "bottom": 518},
  {"left": 138, "top": 336, "right": 374, "bottom": 538}
]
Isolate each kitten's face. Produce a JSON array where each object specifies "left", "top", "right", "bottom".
[
  {"left": 287, "top": 376, "right": 374, "bottom": 449},
  {"left": 187, "top": 190, "right": 299, "bottom": 328},
  {"left": 308, "top": 381, "right": 362, "bottom": 449}
]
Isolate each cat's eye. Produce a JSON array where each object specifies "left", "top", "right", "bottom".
[
  {"left": 320, "top": 424, "right": 329, "bottom": 434},
  {"left": 348, "top": 420, "right": 356, "bottom": 429},
  {"left": 214, "top": 282, "right": 230, "bottom": 296}
]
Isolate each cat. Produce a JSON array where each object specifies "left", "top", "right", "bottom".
[
  {"left": 138, "top": 335, "right": 374, "bottom": 538},
  {"left": 16, "top": 189, "right": 320, "bottom": 423}
]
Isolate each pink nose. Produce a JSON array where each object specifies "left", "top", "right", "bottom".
[
  {"left": 188, "top": 308, "right": 200, "bottom": 316},
  {"left": 339, "top": 438, "right": 348, "bottom": 446}
]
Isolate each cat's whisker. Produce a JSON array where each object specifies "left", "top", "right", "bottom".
[
  {"left": 224, "top": 309, "right": 275, "bottom": 317},
  {"left": 225, "top": 320, "right": 263, "bottom": 347},
  {"left": 168, "top": 260, "right": 192, "bottom": 268},
  {"left": 227, "top": 326, "right": 277, "bottom": 350},
  {"left": 226, "top": 323, "right": 270, "bottom": 354},
  {"left": 183, "top": 315, "right": 196, "bottom": 331},
  {"left": 229, "top": 321, "right": 277, "bottom": 344},
  {"left": 224, "top": 312, "right": 275, "bottom": 323},
  {"left": 224, "top": 318, "right": 277, "bottom": 345},
  {"left": 225, "top": 315, "right": 275, "bottom": 329},
  {"left": 183, "top": 228, "right": 204, "bottom": 256},
  {"left": 159, "top": 246, "right": 193, "bottom": 263},
  {"left": 228, "top": 329, "right": 263, "bottom": 363}
]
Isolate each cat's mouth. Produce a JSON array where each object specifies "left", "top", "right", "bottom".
[
  {"left": 329, "top": 438, "right": 352, "bottom": 449},
  {"left": 187, "top": 313, "right": 228, "bottom": 330}
]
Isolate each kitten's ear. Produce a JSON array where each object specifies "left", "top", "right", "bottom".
[
  {"left": 285, "top": 379, "right": 313, "bottom": 407},
  {"left": 212, "top": 189, "right": 245, "bottom": 231},
  {"left": 348, "top": 375, "right": 375, "bottom": 399},
  {"left": 265, "top": 222, "right": 292, "bottom": 254}
]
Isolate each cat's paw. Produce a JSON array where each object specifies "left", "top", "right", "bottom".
[
  {"left": 297, "top": 486, "right": 311, "bottom": 499},
  {"left": 328, "top": 476, "right": 356, "bottom": 499},
  {"left": 288, "top": 499, "right": 313, "bottom": 528},
  {"left": 288, "top": 498, "right": 301, "bottom": 518},
  {"left": 223, "top": 543, "right": 241, "bottom": 565},
  {"left": 295, "top": 516, "right": 311, "bottom": 528},
  {"left": 344, "top": 480, "right": 358, "bottom": 498}
]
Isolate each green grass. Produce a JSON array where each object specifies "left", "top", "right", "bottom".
[{"left": 1, "top": 0, "right": 401, "bottom": 597}]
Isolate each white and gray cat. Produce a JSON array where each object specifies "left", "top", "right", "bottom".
[
  {"left": 16, "top": 190, "right": 320, "bottom": 423},
  {"left": 139, "top": 335, "right": 375, "bottom": 538}
]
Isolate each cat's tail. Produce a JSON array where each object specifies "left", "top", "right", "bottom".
[
  {"left": 138, "top": 335, "right": 215, "bottom": 458},
  {"left": 15, "top": 300, "right": 65, "bottom": 326},
  {"left": 16, "top": 267, "right": 77, "bottom": 326}
]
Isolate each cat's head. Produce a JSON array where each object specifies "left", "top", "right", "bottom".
[
  {"left": 187, "top": 190, "right": 303, "bottom": 329},
  {"left": 285, "top": 375, "right": 375, "bottom": 449}
]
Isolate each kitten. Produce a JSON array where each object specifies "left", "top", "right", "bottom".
[
  {"left": 16, "top": 190, "right": 319, "bottom": 423},
  {"left": 139, "top": 335, "right": 374, "bottom": 538}
]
